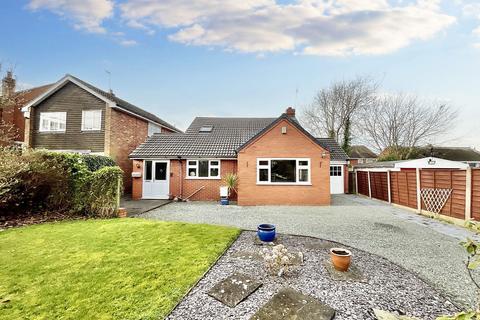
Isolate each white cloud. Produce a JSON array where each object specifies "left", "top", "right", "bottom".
[
  {"left": 118, "top": 39, "right": 138, "bottom": 47},
  {"left": 28, "top": 0, "right": 114, "bottom": 33},
  {"left": 119, "top": 0, "right": 455, "bottom": 56}
]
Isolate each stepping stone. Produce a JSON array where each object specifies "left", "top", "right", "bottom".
[
  {"left": 253, "top": 235, "right": 282, "bottom": 246},
  {"left": 323, "top": 261, "right": 368, "bottom": 283},
  {"left": 373, "top": 309, "right": 419, "bottom": 320},
  {"left": 231, "top": 251, "right": 263, "bottom": 261},
  {"left": 251, "top": 288, "right": 335, "bottom": 320},
  {"left": 304, "top": 241, "right": 336, "bottom": 251},
  {"left": 208, "top": 273, "right": 262, "bottom": 308}
]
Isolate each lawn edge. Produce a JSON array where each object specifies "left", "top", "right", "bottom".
[{"left": 164, "top": 228, "right": 242, "bottom": 319}]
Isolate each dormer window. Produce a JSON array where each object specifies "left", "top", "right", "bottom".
[{"left": 199, "top": 125, "right": 213, "bottom": 133}]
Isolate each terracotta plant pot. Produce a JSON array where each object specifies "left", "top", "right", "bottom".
[
  {"left": 118, "top": 207, "right": 127, "bottom": 218},
  {"left": 330, "top": 248, "right": 352, "bottom": 272}
]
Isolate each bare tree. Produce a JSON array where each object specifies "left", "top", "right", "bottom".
[
  {"left": 359, "top": 94, "right": 458, "bottom": 158},
  {"left": 301, "top": 76, "right": 378, "bottom": 147}
]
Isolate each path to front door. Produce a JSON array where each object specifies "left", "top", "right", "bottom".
[{"left": 142, "top": 160, "right": 170, "bottom": 199}]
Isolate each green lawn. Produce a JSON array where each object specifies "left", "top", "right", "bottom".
[{"left": 0, "top": 218, "right": 240, "bottom": 320}]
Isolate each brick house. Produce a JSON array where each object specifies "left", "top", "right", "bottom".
[
  {"left": 129, "top": 108, "right": 349, "bottom": 205},
  {"left": 348, "top": 145, "right": 378, "bottom": 166},
  {"left": 0, "top": 71, "right": 52, "bottom": 144},
  {"left": 21, "top": 74, "right": 180, "bottom": 192}
]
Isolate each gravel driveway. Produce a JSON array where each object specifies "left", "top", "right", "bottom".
[{"left": 141, "top": 195, "right": 478, "bottom": 308}]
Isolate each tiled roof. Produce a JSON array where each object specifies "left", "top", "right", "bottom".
[
  {"left": 14, "top": 84, "right": 54, "bottom": 106},
  {"left": 316, "top": 138, "right": 349, "bottom": 161},
  {"left": 67, "top": 75, "right": 180, "bottom": 133},
  {"left": 349, "top": 145, "right": 377, "bottom": 159},
  {"left": 130, "top": 114, "right": 349, "bottom": 161},
  {"left": 418, "top": 146, "right": 480, "bottom": 162},
  {"left": 130, "top": 117, "right": 276, "bottom": 158}
]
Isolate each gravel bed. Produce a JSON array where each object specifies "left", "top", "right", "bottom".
[
  {"left": 167, "top": 231, "right": 459, "bottom": 320},
  {"left": 142, "top": 195, "right": 479, "bottom": 308}
]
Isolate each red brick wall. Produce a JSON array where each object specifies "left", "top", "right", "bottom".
[
  {"left": 344, "top": 164, "right": 349, "bottom": 193},
  {"left": 109, "top": 109, "right": 148, "bottom": 193},
  {"left": 170, "top": 160, "right": 237, "bottom": 201},
  {"left": 237, "top": 118, "right": 330, "bottom": 206},
  {"left": 131, "top": 159, "right": 237, "bottom": 201}
]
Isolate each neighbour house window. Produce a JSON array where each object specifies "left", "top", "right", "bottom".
[
  {"left": 257, "top": 159, "right": 310, "bottom": 184},
  {"left": 330, "top": 166, "right": 342, "bottom": 176},
  {"left": 81, "top": 110, "right": 102, "bottom": 131},
  {"left": 187, "top": 160, "right": 220, "bottom": 178},
  {"left": 39, "top": 112, "right": 67, "bottom": 132}
]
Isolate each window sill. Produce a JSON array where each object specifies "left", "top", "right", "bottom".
[
  {"left": 38, "top": 131, "right": 66, "bottom": 134},
  {"left": 185, "top": 177, "right": 221, "bottom": 180},
  {"left": 256, "top": 182, "right": 312, "bottom": 186},
  {"left": 81, "top": 129, "right": 102, "bottom": 132}
]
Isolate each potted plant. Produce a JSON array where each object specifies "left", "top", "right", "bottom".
[
  {"left": 330, "top": 247, "right": 352, "bottom": 272},
  {"left": 220, "top": 173, "right": 238, "bottom": 205},
  {"left": 258, "top": 224, "right": 276, "bottom": 242}
]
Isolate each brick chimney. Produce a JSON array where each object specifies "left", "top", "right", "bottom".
[
  {"left": 1, "top": 71, "right": 16, "bottom": 98},
  {"left": 285, "top": 107, "right": 295, "bottom": 117}
]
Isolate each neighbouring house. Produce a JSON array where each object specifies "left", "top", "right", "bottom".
[
  {"left": 418, "top": 146, "right": 480, "bottom": 168},
  {"left": 21, "top": 74, "right": 180, "bottom": 192},
  {"left": 129, "top": 107, "right": 349, "bottom": 205},
  {"left": 348, "top": 145, "right": 377, "bottom": 166},
  {"left": 0, "top": 71, "right": 52, "bottom": 144}
]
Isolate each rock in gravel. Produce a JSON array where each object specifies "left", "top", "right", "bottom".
[
  {"left": 373, "top": 308, "right": 420, "bottom": 320},
  {"left": 208, "top": 272, "right": 262, "bottom": 308},
  {"left": 250, "top": 287, "right": 335, "bottom": 320}
]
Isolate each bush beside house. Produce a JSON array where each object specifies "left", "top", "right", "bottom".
[{"left": 0, "top": 149, "right": 123, "bottom": 220}]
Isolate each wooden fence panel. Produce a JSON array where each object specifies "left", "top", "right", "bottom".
[
  {"left": 420, "top": 170, "right": 466, "bottom": 220},
  {"left": 473, "top": 169, "right": 480, "bottom": 220},
  {"left": 370, "top": 172, "right": 389, "bottom": 202},
  {"left": 390, "top": 171, "right": 417, "bottom": 209},
  {"left": 357, "top": 171, "right": 369, "bottom": 197}
]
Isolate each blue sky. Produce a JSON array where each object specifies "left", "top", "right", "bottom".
[{"left": 1, "top": 0, "right": 479, "bottom": 149}]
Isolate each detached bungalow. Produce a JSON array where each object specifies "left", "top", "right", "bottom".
[{"left": 129, "top": 108, "right": 348, "bottom": 205}]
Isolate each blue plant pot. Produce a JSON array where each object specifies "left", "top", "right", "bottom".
[
  {"left": 220, "top": 198, "right": 229, "bottom": 205},
  {"left": 257, "top": 224, "right": 276, "bottom": 242}
]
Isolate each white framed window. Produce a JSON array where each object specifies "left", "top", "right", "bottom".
[
  {"left": 186, "top": 160, "right": 221, "bottom": 179},
  {"left": 81, "top": 110, "right": 102, "bottom": 131},
  {"left": 39, "top": 112, "right": 66, "bottom": 132},
  {"left": 257, "top": 158, "right": 311, "bottom": 185}
]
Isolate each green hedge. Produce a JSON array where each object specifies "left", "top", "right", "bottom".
[
  {"left": 0, "top": 149, "right": 123, "bottom": 218},
  {"left": 82, "top": 154, "right": 117, "bottom": 172}
]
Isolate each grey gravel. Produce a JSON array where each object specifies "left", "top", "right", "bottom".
[
  {"left": 167, "top": 232, "right": 458, "bottom": 320},
  {"left": 142, "top": 195, "right": 479, "bottom": 308}
]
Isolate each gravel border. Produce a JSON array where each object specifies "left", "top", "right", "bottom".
[{"left": 167, "top": 231, "right": 459, "bottom": 320}]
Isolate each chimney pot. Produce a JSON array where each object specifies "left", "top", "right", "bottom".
[{"left": 286, "top": 107, "right": 295, "bottom": 117}]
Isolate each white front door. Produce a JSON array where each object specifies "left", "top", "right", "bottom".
[
  {"left": 330, "top": 165, "right": 344, "bottom": 194},
  {"left": 143, "top": 160, "right": 170, "bottom": 199}
]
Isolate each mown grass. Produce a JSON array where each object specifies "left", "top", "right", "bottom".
[{"left": 0, "top": 218, "right": 240, "bottom": 320}]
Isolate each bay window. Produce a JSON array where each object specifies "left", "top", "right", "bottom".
[
  {"left": 187, "top": 160, "right": 220, "bottom": 178},
  {"left": 39, "top": 112, "right": 66, "bottom": 132},
  {"left": 257, "top": 158, "right": 310, "bottom": 184}
]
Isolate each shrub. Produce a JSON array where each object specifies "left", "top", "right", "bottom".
[
  {"left": 82, "top": 154, "right": 116, "bottom": 172},
  {"left": 0, "top": 149, "right": 123, "bottom": 219},
  {"left": 85, "top": 166, "right": 123, "bottom": 218}
]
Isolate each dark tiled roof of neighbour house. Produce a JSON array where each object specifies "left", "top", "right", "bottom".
[
  {"left": 130, "top": 113, "right": 349, "bottom": 161},
  {"left": 130, "top": 117, "right": 276, "bottom": 158},
  {"left": 419, "top": 146, "right": 480, "bottom": 162},
  {"left": 349, "top": 145, "right": 378, "bottom": 159},
  {"left": 67, "top": 75, "right": 180, "bottom": 133}
]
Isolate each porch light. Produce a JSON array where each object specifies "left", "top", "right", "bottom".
[{"left": 428, "top": 158, "right": 436, "bottom": 165}]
